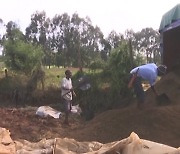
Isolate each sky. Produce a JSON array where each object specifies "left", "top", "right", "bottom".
[{"left": 0, "top": 0, "right": 180, "bottom": 37}]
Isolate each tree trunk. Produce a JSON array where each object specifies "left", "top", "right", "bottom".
[
  {"left": 77, "top": 44, "right": 83, "bottom": 72},
  {"left": 129, "top": 39, "right": 134, "bottom": 68}
]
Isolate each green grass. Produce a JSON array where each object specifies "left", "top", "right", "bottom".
[
  {"left": 0, "top": 66, "right": 110, "bottom": 113},
  {"left": 44, "top": 67, "right": 80, "bottom": 88},
  {"left": 0, "top": 66, "right": 87, "bottom": 91}
]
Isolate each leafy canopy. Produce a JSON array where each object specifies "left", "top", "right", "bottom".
[{"left": 4, "top": 39, "right": 44, "bottom": 74}]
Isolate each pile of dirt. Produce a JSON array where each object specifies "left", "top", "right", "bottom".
[
  {"left": 0, "top": 107, "right": 85, "bottom": 142},
  {"left": 145, "top": 69, "right": 180, "bottom": 106},
  {"left": 67, "top": 70, "right": 180, "bottom": 147},
  {"left": 0, "top": 69, "right": 179, "bottom": 150}
]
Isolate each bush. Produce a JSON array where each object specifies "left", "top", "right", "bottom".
[
  {"left": 4, "top": 40, "right": 44, "bottom": 74},
  {"left": 103, "top": 41, "right": 134, "bottom": 105}
]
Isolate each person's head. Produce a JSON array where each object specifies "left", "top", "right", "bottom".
[
  {"left": 157, "top": 65, "right": 167, "bottom": 76},
  {"left": 65, "top": 69, "right": 72, "bottom": 79}
]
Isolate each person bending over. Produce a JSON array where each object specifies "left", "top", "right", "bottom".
[{"left": 128, "top": 63, "right": 167, "bottom": 109}]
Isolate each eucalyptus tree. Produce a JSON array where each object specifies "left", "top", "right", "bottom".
[
  {"left": 0, "top": 18, "right": 4, "bottom": 38},
  {"left": 4, "top": 21, "right": 24, "bottom": 41},
  {"left": 51, "top": 13, "right": 104, "bottom": 70},
  {"left": 107, "top": 30, "right": 124, "bottom": 49},
  {"left": 124, "top": 29, "right": 136, "bottom": 67},
  {"left": 50, "top": 13, "right": 72, "bottom": 67},
  {"left": 25, "top": 11, "right": 50, "bottom": 44},
  {"left": 100, "top": 31, "right": 124, "bottom": 62},
  {"left": 25, "top": 11, "right": 51, "bottom": 67},
  {"left": 0, "top": 18, "right": 5, "bottom": 56},
  {"left": 100, "top": 38, "right": 111, "bottom": 61},
  {"left": 70, "top": 13, "right": 104, "bottom": 70},
  {"left": 133, "top": 28, "right": 160, "bottom": 63}
]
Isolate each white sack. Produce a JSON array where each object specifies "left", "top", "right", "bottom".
[
  {"left": 71, "top": 104, "right": 82, "bottom": 115},
  {"left": 36, "top": 106, "right": 62, "bottom": 119}
]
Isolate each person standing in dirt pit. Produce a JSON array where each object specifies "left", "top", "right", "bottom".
[
  {"left": 61, "top": 69, "right": 75, "bottom": 125},
  {"left": 128, "top": 63, "right": 167, "bottom": 109}
]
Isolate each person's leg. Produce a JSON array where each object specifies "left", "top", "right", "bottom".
[
  {"left": 63, "top": 99, "right": 71, "bottom": 124},
  {"left": 133, "top": 77, "right": 145, "bottom": 109}
]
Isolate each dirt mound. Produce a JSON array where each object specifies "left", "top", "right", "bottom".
[
  {"left": 67, "top": 70, "right": 180, "bottom": 147},
  {"left": 0, "top": 70, "right": 179, "bottom": 149},
  {"left": 0, "top": 107, "right": 84, "bottom": 142},
  {"left": 68, "top": 104, "right": 180, "bottom": 147},
  {"left": 145, "top": 69, "right": 180, "bottom": 106}
]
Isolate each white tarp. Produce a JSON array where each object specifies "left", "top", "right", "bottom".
[
  {"left": 36, "top": 106, "right": 62, "bottom": 119},
  {"left": 71, "top": 104, "right": 82, "bottom": 115},
  {"left": 35, "top": 105, "right": 82, "bottom": 119}
]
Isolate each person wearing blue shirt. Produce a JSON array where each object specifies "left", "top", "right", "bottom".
[{"left": 128, "top": 63, "right": 167, "bottom": 109}]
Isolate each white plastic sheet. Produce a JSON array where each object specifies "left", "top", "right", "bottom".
[
  {"left": 71, "top": 104, "right": 82, "bottom": 115},
  {"left": 36, "top": 106, "right": 62, "bottom": 119},
  {"left": 35, "top": 105, "right": 82, "bottom": 119}
]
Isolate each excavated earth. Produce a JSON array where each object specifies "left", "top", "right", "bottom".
[{"left": 0, "top": 69, "right": 179, "bottom": 150}]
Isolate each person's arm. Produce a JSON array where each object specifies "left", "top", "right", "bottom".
[
  {"left": 151, "top": 85, "right": 158, "bottom": 96},
  {"left": 128, "top": 74, "right": 136, "bottom": 88},
  {"left": 128, "top": 68, "right": 139, "bottom": 88}
]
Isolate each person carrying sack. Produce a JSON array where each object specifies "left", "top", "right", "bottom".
[{"left": 128, "top": 63, "right": 167, "bottom": 109}]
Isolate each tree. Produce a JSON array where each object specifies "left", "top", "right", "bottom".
[
  {"left": 0, "top": 18, "right": 5, "bottom": 56},
  {"left": 107, "top": 30, "right": 123, "bottom": 49},
  {"left": 132, "top": 28, "right": 160, "bottom": 64},
  {"left": 4, "top": 39, "right": 44, "bottom": 74},
  {"left": 3, "top": 21, "right": 24, "bottom": 42},
  {"left": 50, "top": 13, "right": 71, "bottom": 67},
  {"left": 124, "top": 29, "right": 135, "bottom": 68},
  {"left": 51, "top": 13, "right": 104, "bottom": 69},
  {"left": 102, "top": 40, "right": 133, "bottom": 106},
  {"left": 25, "top": 11, "right": 51, "bottom": 68},
  {"left": 100, "top": 31, "right": 124, "bottom": 62},
  {"left": 70, "top": 14, "right": 104, "bottom": 70},
  {"left": 3, "top": 25, "right": 43, "bottom": 74}
]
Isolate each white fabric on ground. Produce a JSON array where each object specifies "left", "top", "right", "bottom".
[{"left": 36, "top": 106, "right": 62, "bottom": 119}]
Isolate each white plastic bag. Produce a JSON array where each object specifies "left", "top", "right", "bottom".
[{"left": 36, "top": 106, "right": 62, "bottom": 119}]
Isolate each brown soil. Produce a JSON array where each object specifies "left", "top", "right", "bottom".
[{"left": 0, "top": 70, "right": 179, "bottom": 148}]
